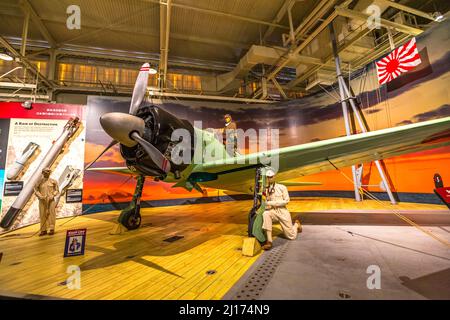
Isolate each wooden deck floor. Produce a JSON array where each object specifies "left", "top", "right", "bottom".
[{"left": 0, "top": 197, "right": 447, "bottom": 300}]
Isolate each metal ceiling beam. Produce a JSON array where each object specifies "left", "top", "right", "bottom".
[
  {"left": 376, "top": 0, "right": 437, "bottom": 21},
  {"left": 0, "top": 67, "right": 22, "bottom": 80},
  {"left": 43, "top": 16, "right": 249, "bottom": 49},
  {"left": 335, "top": 7, "right": 423, "bottom": 36},
  {"left": 159, "top": 0, "right": 172, "bottom": 88},
  {"left": 352, "top": 33, "right": 410, "bottom": 68},
  {"left": 18, "top": 0, "right": 56, "bottom": 48},
  {"left": 170, "top": 32, "right": 249, "bottom": 49},
  {"left": 3, "top": 36, "right": 237, "bottom": 73},
  {"left": 160, "top": 1, "right": 165, "bottom": 87},
  {"left": 0, "top": 35, "right": 53, "bottom": 88},
  {"left": 263, "top": 0, "right": 295, "bottom": 41},
  {"left": 268, "top": 45, "right": 334, "bottom": 67},
  {"left": 286, "top": 1, "right": 296, "bottom": 45},
  {"left": 289, "top": 31, "right": 410, "bottom": 90},
  {"left": 284, "top": 0, "right": 336, "bottom": 47},
  {"left": 287, "top": 25, "right": 372, "bottom": 88},
  {"left": 48, "top": 48, "right": 57, "bottom": 81},
  {"left": 56, "top": 48, "right": 235, "bottom": 72},
  {"left": 1, "top": 9, "right": 251, "bottom": 50},
  {"left": 271, "top": 2, "right": 423, "bottom": 88},
  {"left": 56, "top": 3, "right": 160, "bottom": 46},
  {"left": 142, "top": 0, "right": 289, "bottom": 29},
  {"left": 270, "top": 77, "right": 287, "bottom": 99},
  {"left": 53, "top": 84, "right": 275, "bottom": 104},
  {"left": 164, "top": 0, "right": 172, "bottom": 84},
  {"left": 150, "top": 91, "right": 275, "bottom": 104},
  {"left": 0, "top": 82, "right": 36, "bottom": 89},
  {"left": 0, "top": 93, "right": 49, "bottom": 100},
  {"left": 266, "top": 11, "right": 338, "bottom": 82},
  {"left": 20, "top": 9, "right": 30, "bottom": 56},
  {"left": 25, "top": 47, "right": 52, "bottom": 58}
]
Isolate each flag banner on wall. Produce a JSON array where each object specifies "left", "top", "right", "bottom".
[{"left": 376, "top": 37, "right": 422, "bottom": 85}]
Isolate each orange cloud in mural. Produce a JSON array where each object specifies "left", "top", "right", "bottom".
[{"left": 84, "top": 142, "right": 124, "bottom": 165}]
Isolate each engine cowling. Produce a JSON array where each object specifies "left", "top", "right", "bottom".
[{"left": 120, "top": 105, "right": 195, "bottom": 178}]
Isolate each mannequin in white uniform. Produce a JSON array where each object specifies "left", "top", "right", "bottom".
[{"left": 261, "top": 169, "right": 302, "bottom": 250}]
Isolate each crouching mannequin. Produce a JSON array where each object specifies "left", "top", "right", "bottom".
[
  {"left": 261, "top": 169, "right": 302, "bottom": 250},
  {"left": 34, "top": 167, "right": 59, "bottom": 236}
]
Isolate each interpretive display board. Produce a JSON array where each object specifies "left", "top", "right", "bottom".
[{"left": 0, "top": 103, "right": 86, "bottom": 233}]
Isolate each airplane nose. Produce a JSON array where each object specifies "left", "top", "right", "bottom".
[{"left": 99, "top": 112, "right": 145, "bottom": 147}]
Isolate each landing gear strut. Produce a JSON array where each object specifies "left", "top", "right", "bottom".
[
  {"left": 118, "top": 175, "right": 145, "bottom": 230},
  {"left": 247, "top": 167, "right": 267, "bottom": 243}
]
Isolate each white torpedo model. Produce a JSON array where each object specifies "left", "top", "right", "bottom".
[{"left": 7, "top": 142, "right": 40, "bottom": 180}]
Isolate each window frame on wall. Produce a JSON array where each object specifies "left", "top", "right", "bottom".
[{"left": 56, "top": 62, "right": 202, "bottom": 92}]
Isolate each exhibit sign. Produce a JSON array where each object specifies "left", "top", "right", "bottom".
[
  {"left": 0, "top": 103, "right": 86, "bottom": 233},
  {"left": 63, "top": 228, "right": 87, "bottom": 257}
]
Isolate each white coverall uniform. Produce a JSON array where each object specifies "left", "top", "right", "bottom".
[
  {"left": 34, "top": 177, "right": 59, "bottom": 233},
  {"left": 262, "top": 183, "right": 298, "bottom": 240}
]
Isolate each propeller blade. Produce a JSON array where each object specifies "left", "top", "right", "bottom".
[
  {"left": 130, "top": 132, "right": 171, "bottom": 174},
  {"left": 129, "top": 63, "right": 150, "bottom": 115},
  {"left": 84, "top": 140, "right": 118, "bottom": 171}
]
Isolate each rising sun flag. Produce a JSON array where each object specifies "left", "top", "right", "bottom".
[{"left": 376, "top": 37, "right": 422, "bottom": 85}]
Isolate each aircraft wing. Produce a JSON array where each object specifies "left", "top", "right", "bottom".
[
  {"left": 86, "top": 166, "right": 135, "bottom": 176},
  {"left": 193, "top": 117, "right": 450, "bottom": 194},
  {"left": 280, "top": 181, "right": 322, "bottom": 187}
]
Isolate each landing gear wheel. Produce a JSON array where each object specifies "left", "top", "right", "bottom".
[
  {"left": 119, "top": 209, "right": 142, "bottom": 230},
  {"left": 118, "top": 175, "right": 145, "bottom": 231}
]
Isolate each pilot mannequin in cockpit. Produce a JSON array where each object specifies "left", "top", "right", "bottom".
[{"left": 222, "top": 114, "right": 238, "bottom": 156}]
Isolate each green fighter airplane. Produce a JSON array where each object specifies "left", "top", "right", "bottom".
[{"left": 87, "top": 63, "right": 450, "bottom": 238}]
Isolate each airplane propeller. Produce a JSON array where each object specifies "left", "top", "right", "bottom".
[
  {"left": 130, "top": 132, "right": 171, "bottom": 173},
  {"left": 129, "top": 63, "right": 151, "bottom": 115},
  {"left": 87, "top": 63, "right": 172, "bottom": 175},
  {"left": 99, "top": 112, "right": 172, "bottom": 174}
]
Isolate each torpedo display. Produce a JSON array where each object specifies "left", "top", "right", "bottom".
[{"left": 6, "top": 142, "right": 40, "bottom": 180}]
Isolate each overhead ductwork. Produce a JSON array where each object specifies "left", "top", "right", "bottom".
[
  {"left": 205, "top": 45, "right": 322, "bottom": 93},
  {"left": 293, "top": 0, "right": 394, "bottom": 91}
]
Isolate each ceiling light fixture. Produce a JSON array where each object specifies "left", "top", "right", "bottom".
[
  {"left": 432, "top": 11, "right": 444, "bottom": 22},
  {"left": 0, "top": 52, "right": 13, "bottom": 61}
]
